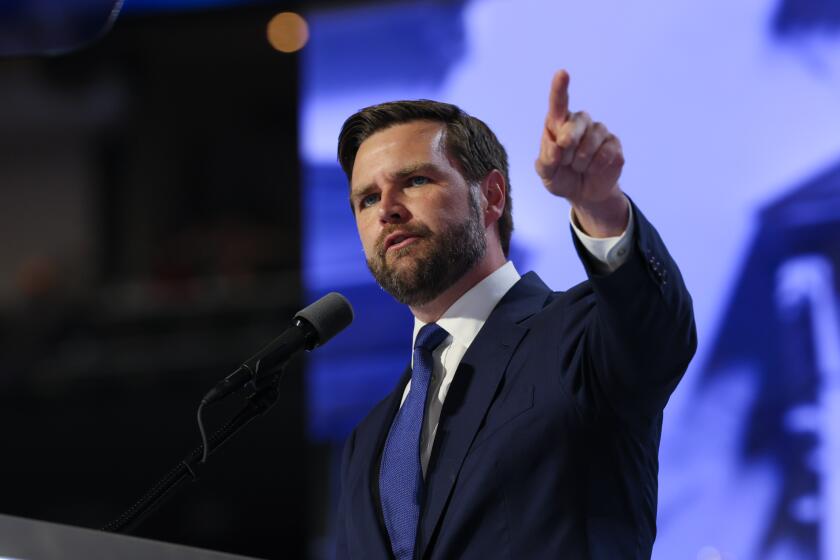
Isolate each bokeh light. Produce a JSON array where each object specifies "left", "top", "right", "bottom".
[{"left": 267, "top": 12, "right": 308, "bottom": 53}]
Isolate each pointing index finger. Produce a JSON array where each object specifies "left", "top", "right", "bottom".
[{"left": 548, "top": 69, "right": 570, "bottom": 124}]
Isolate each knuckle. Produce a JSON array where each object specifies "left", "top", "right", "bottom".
[
  {"left": 596, "top": 149, "right": 611, "bottom": 164},
  {"left": 556, "top": 129, "right": 576, "bottom": 147}
]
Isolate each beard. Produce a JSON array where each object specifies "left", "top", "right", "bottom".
[{"left": 366, "top": 190, "right": 487, "bottom": 307}]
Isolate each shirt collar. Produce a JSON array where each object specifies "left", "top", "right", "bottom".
[{"left": 412, "top": 261, "right": 521, "bottom": 350}]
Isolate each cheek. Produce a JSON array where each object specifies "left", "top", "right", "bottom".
[{"left": 355, "top": 218, "right": 378, "bottom": 256}]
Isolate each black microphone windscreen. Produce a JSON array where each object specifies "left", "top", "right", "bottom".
[{"left": 295, "top": 292, "right": 354, "bottom": 347}]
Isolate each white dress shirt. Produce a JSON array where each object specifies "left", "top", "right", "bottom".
[{"left": 403, "top": 205, "right": 635, "bottom": 474}]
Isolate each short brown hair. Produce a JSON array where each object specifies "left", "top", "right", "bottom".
[{"left": 337, "top": 100, "right": 513, "bottom": 257}]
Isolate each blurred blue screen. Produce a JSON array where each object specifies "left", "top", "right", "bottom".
[{"left": 301, "top": 0, "right": 840, "bottom": 558}]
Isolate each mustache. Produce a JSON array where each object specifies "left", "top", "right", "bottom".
[{"left": 375, "top": 222, "right": 434, "bottom": 257}]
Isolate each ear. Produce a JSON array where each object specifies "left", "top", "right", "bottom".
[{"left": 480, "top": 169, "right": 506, "bottom": 228}]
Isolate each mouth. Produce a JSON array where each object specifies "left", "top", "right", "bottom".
[{"left": 384, "top": 232, "right": 422, "bottom": 253}]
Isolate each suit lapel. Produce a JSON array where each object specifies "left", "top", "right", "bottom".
[{"left": 417, "top": 272, "right": 552, "bottom": 556}]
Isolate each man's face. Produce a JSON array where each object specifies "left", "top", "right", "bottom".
[{"left": 350, "top": 120, "right": 486, "bottom": 306}]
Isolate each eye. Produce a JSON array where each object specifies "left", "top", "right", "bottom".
[
  {"left": 409, "top": 176, "right": 430, "bottom": 186},
  {"left": 359, "top": 193, "right": 379, "bottom": 209}
]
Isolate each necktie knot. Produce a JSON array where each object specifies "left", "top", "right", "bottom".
[{"left": 414, "top": 323, "right": 448, "bottom": 354}]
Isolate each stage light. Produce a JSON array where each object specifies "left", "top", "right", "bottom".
[{"left": 267, "top": 12, "right": 309, "bottom": 53}]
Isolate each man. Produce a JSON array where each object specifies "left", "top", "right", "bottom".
[{"left": 334, "top": 70, "right": 696, "bottom": 559}]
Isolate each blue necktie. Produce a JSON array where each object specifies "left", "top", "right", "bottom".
[{"left": 380, "top": 323, "right": 449, "bottom": 560}]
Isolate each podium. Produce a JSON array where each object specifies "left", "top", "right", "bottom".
[{"left": 0, "top": 513, "right": 263, "bottom": 560}]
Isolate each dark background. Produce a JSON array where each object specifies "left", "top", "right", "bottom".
[{"left": 0, "top": 3, "right": 308, "bottom": 558}]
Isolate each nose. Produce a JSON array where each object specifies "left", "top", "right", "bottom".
[{"left": 378, "top": 187, "right": 410, "bottom": 224}]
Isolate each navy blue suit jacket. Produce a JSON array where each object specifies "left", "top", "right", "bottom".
[{"left": 336, "top": 203, "right": 697, "bottom": 559}]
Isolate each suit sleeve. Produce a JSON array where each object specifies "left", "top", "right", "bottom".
[{"left": 570, "top": 198, "right": 697, "bottom": 423}]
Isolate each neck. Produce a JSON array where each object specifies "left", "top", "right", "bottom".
[{"left": 409, "top": 248, "right": 506, "bottom": 323}]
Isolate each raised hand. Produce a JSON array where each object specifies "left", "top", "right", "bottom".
[{"left": 535, "top": 70, "right": 628, "bottom": 237}]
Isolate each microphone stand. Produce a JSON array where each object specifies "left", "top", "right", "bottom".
[{"left": 101, "top": 378, "right": 281, "bottom": 534}]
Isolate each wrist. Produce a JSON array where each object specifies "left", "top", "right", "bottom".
[{"left": 571, "top": 190, "right": 629, "bottom": 238}]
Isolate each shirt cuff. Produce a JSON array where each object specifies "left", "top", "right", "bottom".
[{"left": 569, "top": 202, "right": 635, "bottom": 274}]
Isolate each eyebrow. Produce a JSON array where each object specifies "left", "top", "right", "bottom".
[{"left": 350, "top": 162, "right": 441, "bottom": 206}]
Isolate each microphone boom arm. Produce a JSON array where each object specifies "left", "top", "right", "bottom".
[{"left": 102, "top": 380, "right": 281, "bottom": 534}]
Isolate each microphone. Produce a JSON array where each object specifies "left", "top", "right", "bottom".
[{"left": 201, "top": 292, "right": 353, "bottom": 405}]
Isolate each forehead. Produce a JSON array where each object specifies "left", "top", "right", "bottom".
[{"left": 351, "top": 121, "right": 450, "bottom": 186}]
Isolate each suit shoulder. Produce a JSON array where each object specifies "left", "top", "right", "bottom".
[{"left": 539, "top": 279, "right": 596, "bottom": 312}]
